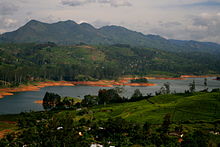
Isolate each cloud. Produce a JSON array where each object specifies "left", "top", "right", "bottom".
[
  {"left": 183, "top": 1, "right": 220, "bottom": 7},
  {"left": 190, "top": 13, "right": 220, "bottom": 41},
  {"left": 0, "top": 18, "right": 18, "bottom": 28},
  {"left": 61, "top": 0, "right": 95, "bottom": 6},
  {"left": 0, "top": 29, "right": 6, "bottom": 35},
  {"left": 0, "top": 17, "right": 18, "bottom": 34},
  {"left": 0, "top": 1, "right": 19, "bottom": 16},
  {"left": 98, "top": 0, "right": 131, "bottom": 7},
  {"left": 92, "top": 20, "right": 111, "bottom": 28},
  {"left": 149, "top": 13, "right": 220, "bottom": 43},
  {"left": 158, "top": 21, "right": 182, "bottom": 28},
  {"left": 61, "top": 0, "right": 131, "bottom": 7}
]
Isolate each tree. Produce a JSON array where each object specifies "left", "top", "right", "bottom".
[
  {"left": 182, "top": 130, "right": 208, "bottom": 147},
  {"left": 189, "top": 80, "right": 196, "bottom": 93},
  {"left": 155, "top": 83, "right": 171, "bottom": 95},
  {"left": 130, "top": 89, "right": 143, "bottom": 101},
  {"left": 98, "top": 89, "right": 122, "bottom": 105},
  {"left": 114, "top": 86, "right": 125, "bottom": 95},
  {"left": 81, "top": 95, "right": 98, "bottom": 107},
  {"left": 160, "top": 114, "right": 171, "bottom": 134},
  {"left": 204, "top": 78, "right": 207, "bottom": 87},
  {"left": 164, "top": 82, "right": 170, "bottom": 94},
  {"left": 157, "top": 86, "right": 166, "bottom": 95},
  {"left": 62, "top": 97, "right": 74, "bottom": 108},
  {"left": 143, "top": 122, "right": 151, "bottom": 134},
  {"left": 43, "top": 92, "right": 61, "bottom": 110}
]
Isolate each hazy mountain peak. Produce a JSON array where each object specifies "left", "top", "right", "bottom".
[
  {"left": 146, "top": 34, "right": 166, "bottom": 41},
  {"left": 100, "top": 25, "right": 127, "bottom": 30},
  {"left": 80, "top": 22, "right": 96, "bottom": 29},
  {"left": 26, "top": 19, "right": 43, "bottom": 25},
  {"left": 56, "top": 20, "right": 77, "bottom": 24}
]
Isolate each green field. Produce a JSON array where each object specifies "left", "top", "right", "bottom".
[
  {"left": 55, "top": 92, "right": 220, "bottom": 125},
  {"left": 1, "top": 92, "right": 220, "bottom": 130}
]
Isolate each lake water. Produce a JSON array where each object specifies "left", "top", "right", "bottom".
[{"left": 0, "top": 77, "right": 219, "bottom": 114}]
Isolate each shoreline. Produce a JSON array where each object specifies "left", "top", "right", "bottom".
[
  {"left": 0, "top": 81, "right": 75, "bottom": 99},
  {"left": 34, "top": 100, "right": 43, "bottom": 104},
  {"left": 180, "top": 75, "right": 219, "bottom": 78},
  {"left": 0, "top": 79, "right": 157, "bottom": 99},
  {"left": 0, "top": 74, "right": 219, "bottom": 99}
]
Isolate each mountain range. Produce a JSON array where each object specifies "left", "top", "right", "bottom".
[{"left": 1, "top": 19, "right": 220, "bottom": 54}]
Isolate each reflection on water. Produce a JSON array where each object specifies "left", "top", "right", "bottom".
[{"left": 0, "top": 77, "right": 219, "bottom": 114}]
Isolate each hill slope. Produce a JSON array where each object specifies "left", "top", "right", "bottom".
[
  {"left": 0, "top": 43, "right": 220, "bottom": 86},
  {"left": 70, "top": 92, "right": 220, "bottom": 124},
  {"left": 1, "top": 20, "right": 220, "bottom": 54}
]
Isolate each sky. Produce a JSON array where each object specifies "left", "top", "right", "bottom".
[{"left": 0, "top": 0, "right": 220, "bottom": 43}]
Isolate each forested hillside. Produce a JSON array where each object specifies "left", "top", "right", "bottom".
[
  {"left": 1, "top": 20, "right": 220, "bottom": 54},
  {"left": 0, "top": 43, "right": 220, "bottom": 87}
]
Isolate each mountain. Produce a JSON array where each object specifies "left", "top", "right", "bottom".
[
  {"left": 0, "top": 20, "right": 106, "bottom": 45},
  {"left": 1, "top": 20, "right": 220, "bottom": 54}
]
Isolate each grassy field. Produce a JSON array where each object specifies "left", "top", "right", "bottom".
[
  {"left": 55, "top": 92, "right": 220, "bottom": 126},
  {"left": 1, "top": 92, "right": 220, "bottom": 126}
]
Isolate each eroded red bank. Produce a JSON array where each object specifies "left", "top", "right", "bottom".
[
  {"left": 1, "top": 75, "right": 218, "bottom": 99},
  {"left": 0, "top": 78, "right": 157, "bottom": 99},
  {"left": 0, "top": 81, "right": 75, "bottom": 99},
  {"left": 180, "top": 75, "right": 219, "bottom": 78}
]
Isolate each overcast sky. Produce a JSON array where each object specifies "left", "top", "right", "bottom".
[{"left": 0, "top": 0, "right": 220, "bottom": 43}]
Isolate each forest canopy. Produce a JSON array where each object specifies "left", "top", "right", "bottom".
[{"left": 0, "top": 43, "right": 220, "bottom": 87}]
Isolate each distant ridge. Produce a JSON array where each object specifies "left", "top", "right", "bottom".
[{"left": 0, "top": 20, "right": 220, "bottom": 53}]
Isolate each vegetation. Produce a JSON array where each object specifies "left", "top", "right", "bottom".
[
  {"left": 0, "top": 43, "right": 220, "bottom": 88},
  {"left": 130, "top": 78, "right": 149, "bottom": 83},
  {"left": 1, "top": 90, "right": 220, "bottom": 146},
  {"left": 1, "top": 20, "right": 220, "bottom": 54},
  {"left": 43, "top": 92, "right": 80, "bottom": 110},
  {"left": 43, "top": 92, "right": 61, "bottom": 110},
  {"left": 1, "top": 19, "right": 220, "bottom": 146},
  {"left": 155, "top": 82, "right": 171, "bottom": 95}
]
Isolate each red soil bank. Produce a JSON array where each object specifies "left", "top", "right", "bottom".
[
  {"left": 123, "top": 83, "right": 157, "bottom": 86},
  {"left": 145, "top": 77, "right": 185, "bottom": 80},
  {"left": 34, "top": 100, "right": 43, "bottom": 104},
  {"left": 0, "top": 81, "right": 75, "bottom": 99},
  {"left": 73, "top": 79, "right": 157, "bottom": 87},
  {"left": 0, "top": 79, "right": 158, "bottom": 99},
  {"left": 73, "top": 81, "right": 114, "bottom": 87},
  {"left": 181, "top": 75, "right": 219, "bottom": 78}
]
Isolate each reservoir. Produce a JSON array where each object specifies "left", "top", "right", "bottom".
[{"left": 0, "top": 77, "right": 219, "bottom": 114}]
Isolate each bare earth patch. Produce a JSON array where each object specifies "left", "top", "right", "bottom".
[
  {"left": 34, "top": 100, "right": 43, "bottom": 104},
  {"left": 0, "top": 129, "right": 12, "bottom": 138}
]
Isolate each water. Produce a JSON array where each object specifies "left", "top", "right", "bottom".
[{"left": 0, "top": 77, "right": 219, "bottom": 114}]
